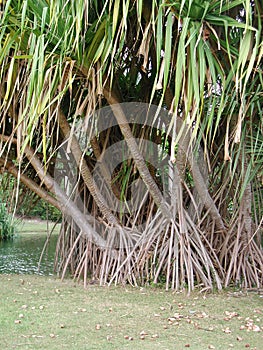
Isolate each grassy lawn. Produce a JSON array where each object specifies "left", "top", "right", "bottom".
[
  {"left": 0, "top": 275, "right": 262, "bottom": 350},
  {"left": 15, "top": 219, "right": 60, "bottom": 235}
]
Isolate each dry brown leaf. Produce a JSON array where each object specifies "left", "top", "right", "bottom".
[
  {"left": 124, "top": 335, "right": 134, "bottom": 340},
  {"left": 168, "top": 317, "right": 176, "bottom": 322},
  {"left": 223, "top": 327, "right": 232, "bottom": 333},
  {"left": 79, "top": 308, "right": 86, "bottom": 312},
  {"left": 140, "top": 330, "right": 148, "bottom": 336},
  {"left": 252, "top": 325, "right": 261, "bottom": 332},
  {"left": 31, "top": 335, "right": 43, "bottom": 338},
  {"left": 225, "top": 311, "right": 238, "bottom": 318},
  {"left": 151, "top": 334, "right": 159, "bottom": 338}
]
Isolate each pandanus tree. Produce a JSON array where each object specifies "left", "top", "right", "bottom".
[{"left": 0, "top": 0, "right": 262, "bottom": 291}]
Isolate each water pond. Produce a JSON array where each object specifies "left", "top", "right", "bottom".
[{"left": 0, "top": 222, "right": 58, "bottom": 275}]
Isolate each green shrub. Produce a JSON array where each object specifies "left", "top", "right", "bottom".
[
  {"left": 0, "top": 202, "right": 15, "bottom": 241},
  {"left": 18, "top": 198, "right": 62, "bottom": 222}
]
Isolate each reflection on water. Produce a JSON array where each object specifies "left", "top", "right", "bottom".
[{"left": 0, "top": 233, "right": 57, "bottom": 275}]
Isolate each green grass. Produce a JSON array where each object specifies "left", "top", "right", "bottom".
[
  {"left": 0, "top": 275, "right": 262, "bottom": 349},
  {"left": 16, "top": 219, "right": 60, "bottom": 235}
]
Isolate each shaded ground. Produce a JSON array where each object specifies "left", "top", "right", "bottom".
[{"left": 0, "top": 275, "right": 262, "bottom": 349}]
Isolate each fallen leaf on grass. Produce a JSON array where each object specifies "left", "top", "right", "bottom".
[
  {"left": 253, "top": 309, "right": 261, "bottom": 314},
  {"left": 222, "top": 327, "right": 232, "bottom": 333},
  {"left": 251, "top": 325, "right": 261, "bottom": 332},
  {"left": 168, "top": 317, "right": 180, "bottom": 325},
  {"left": 31, "top": 335, "right": 44, "bottom": 338},
  {"left": 196, "top": 312, "right": 208, "bottom": 319},
  {"left": 224, "top": 311, "right": 238, "bottom": 319},
  {"left": 124, "top": 335, "right": 133, "bottom": 340},
  {"left": 140, "top": 330, "right": 148, "bottom": 336},
  {"left": 241, "top": 318, "right": 262, "bottom": 332},
  {"left": 151, "top": 334, "right": 159, "bottom": 338},
  {"left": 78, "top": 308, "right": 86, "bottom": 312}
]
